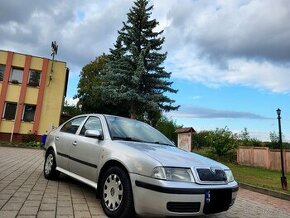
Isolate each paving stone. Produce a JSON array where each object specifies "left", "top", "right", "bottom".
[
  {"left": 73, "top": 203, "right": 89, "bottom": 211},
  {"left": 42, "top": 198, "right": 57, "bottom": 204},
  {"left": 13, "top": 192, "right": 29, "bottom": 198},
  {"left": 19, "top": 206, "right": 39, "bottom": 216},
  {"left": 74, "top": 211, "right": 91, "bottom": 218},
  {"left": 0, "top": 200, "right": 7, "bottom": 208},
  {"left": 39, "top": 203, "right": 56, "bottom": 211},
  {"left": 27, "top": 195, "right": 42, "bottom": 201},
  {"left": 56, "top": 206, "right": 73, "bottom": 215},
  {"left": 23, "top": 201, "right": 41, "bottom": 207},
  {"left": 72, "top": 198, "right": 86, "bottom": 204},
  {"left": 57, "top": 201, "right": 72, "bottom": 207},
  {"left": 0, "top": 210, "right": 18, "bottom": 218},
  {"left": 36, "top": 211, "right": 56, "bottom": 218},
  {"left": 1, "top": 202, "right": 23, "bottom": 211},
  {"left": 58, "top": 196, "right": 71, "bottom": 201},
  {"left": 0, "top": 193, "right": 12, "bottom": 200}
]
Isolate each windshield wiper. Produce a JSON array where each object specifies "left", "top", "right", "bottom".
[
  {"left": 111, "top": 136, "right": 144, "bottom": 142},
  {"left": 153, "top": 141, "right": 175, "bottom": 147}
]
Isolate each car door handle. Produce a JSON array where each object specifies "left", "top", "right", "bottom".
[
  {"left": 72, "top": 141, "right": 77, "bottom": 146},
  {"left": 55, "top": 136, "right": 60, "bottom": 141}
]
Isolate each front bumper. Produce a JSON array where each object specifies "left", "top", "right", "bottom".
[{"left": 130, "top": 173, "right": 239, "bottom": 217}]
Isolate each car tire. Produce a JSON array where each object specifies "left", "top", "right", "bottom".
[
  {"left": 43, "top": 149, "right": 59, "bottom": 180},
  {"left": 100, "top": 166, "right": 135, "bottom": 218}
]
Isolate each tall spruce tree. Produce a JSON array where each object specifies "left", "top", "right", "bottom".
[{"left": 99, "top": 0, "right": 179, "bottom": 119}]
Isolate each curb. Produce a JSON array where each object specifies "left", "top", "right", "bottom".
[{"left": 239, "top": 182, "right": 290, "bottom": 201}]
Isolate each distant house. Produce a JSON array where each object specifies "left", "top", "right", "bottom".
[
  {"left": 0, "top": 50, "right": 69, "bottom": 141},
  {"left": 175, "top": 127, "right": 196, "bottom": 151}
]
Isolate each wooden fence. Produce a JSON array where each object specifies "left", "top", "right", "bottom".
[{"left": 237, "top": 146, "right": 290, "bottom": 173}]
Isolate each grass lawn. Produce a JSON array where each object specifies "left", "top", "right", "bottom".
[
  {"left": 226, "top": 162, "right": 290, "bottom": 194},
  {"left": 193, "top": 148, "right": 290, "bottom": 194}
]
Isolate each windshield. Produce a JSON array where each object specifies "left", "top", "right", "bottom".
[{"left": 105, "top": 115, "right": 174, "bottom": 146}]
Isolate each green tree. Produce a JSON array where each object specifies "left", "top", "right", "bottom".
[
  {"left": 208, "top": 127, "right": 238, "bottom": 156},
  {"left": 99, "top": 0, "right": 179, "bottom": 119},
  {"left": 192, "top": 131, "right": 212, "bottom": 149},
  {"left": 155, "top": 116, "right": 182, "bottom": 144},
  {"left": 75, "top": 54, "right": 129, "bottom": 116}
]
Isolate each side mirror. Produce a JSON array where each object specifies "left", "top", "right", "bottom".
[{"left": 85, "top": 130, "right": 103, "bottom": 140}]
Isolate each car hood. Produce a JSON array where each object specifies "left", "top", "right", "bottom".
[{"left": 117, "top": 141, "right": 227, "bottom": 169}]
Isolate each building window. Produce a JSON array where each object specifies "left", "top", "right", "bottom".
[
  {"left": 9, "top": 67, "right": 23, "bottom": 84},
  {"left": 0, "top": 65, "right": 4, "bottom": 81},
  {"left": 28, "top": 70, "right": 41, "bottom": 87},
  {"left": 23, "top": 105, "right": 36, "bottom": 122},
  {"left": 3, "top": 102, "right": 17, "bottom": 120}
]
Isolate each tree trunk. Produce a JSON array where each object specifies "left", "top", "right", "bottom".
[{"left": 130, "top": 104, "right": 136, "bottom": 119}]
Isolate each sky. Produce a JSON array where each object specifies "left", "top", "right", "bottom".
[{"left": 1, "top": 0, "right": 290, "bottom": 141}]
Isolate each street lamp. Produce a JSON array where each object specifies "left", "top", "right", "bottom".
[{"left": 276, "top": 108, "right": 287, "bottom": 190}]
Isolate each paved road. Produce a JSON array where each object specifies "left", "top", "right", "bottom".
[{"left": 0, "top": 147, "right": 289, "bottom": 218}]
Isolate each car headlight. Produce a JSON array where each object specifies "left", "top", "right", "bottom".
[
  {"left": 152, "top": 167, "right": 195, "bottom": 182},
  {"left": 224, "top": 169, "right": 234, "bottom": 182}
]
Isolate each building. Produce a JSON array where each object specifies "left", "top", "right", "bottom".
[{"left": 0, "top": 50, "right": 69, "bottom": 141}]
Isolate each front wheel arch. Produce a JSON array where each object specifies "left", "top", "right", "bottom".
[
  {"left": 100, "top": 166, "right": 135, "bottom": 218},
  {"left": 97, "top": 160, "right": 129, "bottom": 197}
]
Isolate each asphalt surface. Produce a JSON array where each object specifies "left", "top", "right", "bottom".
[{"left": 0, "top": 147, "right": 289, "bottom": 218}]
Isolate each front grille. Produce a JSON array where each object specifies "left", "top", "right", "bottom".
[
  {"left": 203, "top": 189, "right": 232, "bottom": 214},
  {"left": 196, "top": 168, "right": 227, "bottom": 182},
  {"left": 167, "top": 202, "right": 201, "bottom": 213}
]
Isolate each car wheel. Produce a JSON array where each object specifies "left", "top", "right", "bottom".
[
  {"left": 44, "top": 150, "right": 59, "bottom": 180},
  {"left": 100, "top": 166, "right": 135, "bottom": 218}
]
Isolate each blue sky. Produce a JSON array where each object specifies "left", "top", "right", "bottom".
[{"left": 1, "top": 0, "right": 290, "bottom": 141}]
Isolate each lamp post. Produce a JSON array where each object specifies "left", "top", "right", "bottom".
[{"left": 276, "top": 108, "right": 287, "bottom": 190}]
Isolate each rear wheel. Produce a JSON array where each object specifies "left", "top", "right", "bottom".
[
  {"left": 44, "top": 150, "right": 59, "bottom": 179},
  {"left": 100, "top": 166, "right": 135, "bottom": 218}
]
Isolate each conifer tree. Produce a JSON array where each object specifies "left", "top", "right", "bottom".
[{"left": 100, "top": 0, "right": 179, "bottom": 119}]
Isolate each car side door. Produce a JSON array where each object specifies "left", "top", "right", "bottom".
[
  {"left": 55, "top": 116, "right": 87, "bottom": 170},
  {"left": 69, "top": 116, "right": 104, "bottom": 182}
]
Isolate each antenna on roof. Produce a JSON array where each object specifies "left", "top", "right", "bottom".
[
  {"left": 48, "top": 41, "right": 58, "bottom": 85},
  {"left": 51, "top": 41, "right": 58, "bottom": 56}
]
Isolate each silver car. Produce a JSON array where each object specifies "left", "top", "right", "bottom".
[{"left": 43, "top": 114, "right": 238, "bottom": 217}]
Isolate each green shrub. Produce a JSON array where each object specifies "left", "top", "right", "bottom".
[
  {"left": 192, "top": 131, "right": 211, "bottom": 149},
  {"left": 207, "top": 127, "right": 238, "bottom": 157}
]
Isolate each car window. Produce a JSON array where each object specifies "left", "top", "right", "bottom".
[
  {"left": 60, "top": 116, "right": 86, "bottom": 134},
  {"left": 80, "top": 116, "right": 103, "bottom": 136},
  {"left": 105, "top": 115, "right": 174, "bottom": 146}
]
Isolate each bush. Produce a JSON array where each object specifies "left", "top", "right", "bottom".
[
  {"left": 207, "top": 127, "right": 238, "bottom": 157},
  {"left": 192, "top": 131, "right": 211, "bottom": 149}
]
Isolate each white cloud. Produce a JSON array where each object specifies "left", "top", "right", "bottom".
[
  {"left": 65, "top": 97, "right": 79, "bottom": 106},
  {"left": 1, "top": 0, "right": 290, "bottom": 94}
]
